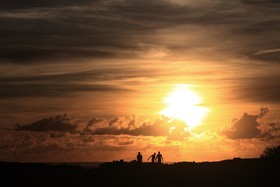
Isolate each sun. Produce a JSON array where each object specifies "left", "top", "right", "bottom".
[{"left": 161, "top": 85, "right": 208, "bottom": 130}]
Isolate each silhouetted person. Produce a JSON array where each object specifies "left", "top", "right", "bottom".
[
  {"left": 148, "top": 153, "right": 156, "bottom": 163},
  {"left": 137, "top": 152, "right": 143, "bottom": 163},
  {"left": 156, "top": 151, "right": 163, "bottom": 164}
]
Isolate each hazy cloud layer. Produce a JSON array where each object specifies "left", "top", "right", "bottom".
[
  {"left": 0, "top": 0, "right": 279, "bottom": 103},
  {"left": 0, "top": 83, "right": 130, "bottom": 97},
  {"left": 0, "top": 0, "right": 279, "bottom": 63},
  {"left": 230, "top": 74, "right": 280, "bottom": 103},
  {"left": 0, "top": 67, "right": 146, "bottom": 98}
]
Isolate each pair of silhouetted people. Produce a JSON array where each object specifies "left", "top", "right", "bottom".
[
  {"left": 137, "top": 151, "right": 163, "bottom": 164},
  {"left": 148, "top": 152, "right": 163, "bottom": 164}
]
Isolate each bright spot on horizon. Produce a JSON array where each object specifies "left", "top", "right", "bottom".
[{"left": 161, "top": 85, "right": 209, "bottom": 130}]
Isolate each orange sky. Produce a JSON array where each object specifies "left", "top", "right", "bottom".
[{"left": 0, "top": 0, "right": 279, "bottom": 162}]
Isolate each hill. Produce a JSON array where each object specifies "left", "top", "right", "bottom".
[{"left": 1, "top": 158, "right": 279, "bottom": 187}]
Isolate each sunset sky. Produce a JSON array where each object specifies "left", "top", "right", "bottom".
[{"left": 0, "top": 0, "right": 280, "bottom": 162}]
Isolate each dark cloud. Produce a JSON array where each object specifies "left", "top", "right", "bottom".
[
  {"left": 117, "top": 140, "right": 134, "bottom": 146},
  {"left": 87, "top": 118, "right": 104, "bottom": 128},
  {"left": 81, "top": 136, "right": 94, "bottom": 143},
  {"left": 222, "top": 108, "right": 268, "bottom": 139},
  {"left": 0, "top": 1, "right": 149, "bottom": 63},
  {"left": 260, "top": 123, "right": 280, "bottom": 140},
  {"left": 0, "top": 67, "right": 158, "bottom": 98},
  {"left": 0, "top": 0, "right": 279, "bottom": 106},
  {"left": 50, "top": 133, "right": 65, "bottom": 138},
  {"left": 0, "top": 68, "right": 158, "bottom": 83},
  {"left": 0, "top": 0, "right": 279, "bottom": 64},
  {"left": 231, "top": 75, "right": 280, "bottom": 103},
  {"left": 259, "top": 107, "right": 269, "bottom": 118},
  {"left": 222, "top": 107, "right": 280, "bottom": 140},
  {"left": 0, "top": 48, "right": 128, "bottom": 63},
  {"left": 0, "top": 83, "right": 129, "bottom": 97},
  {"left": 240, "top": 0, "right": 280, "bottom": 5},
  {"left": 16, "top": 114, "right": 77, "bottom": 132},
  {"left": 0, "top": 0, "right": 98, "bottom": 11},
  {"left": 109, "top": 117, "right": 119, "bottom": 127},
  {"left": 83, "top": 118, "right": 104, "bottom": 133},
  {"left": 251, "top": 50, "right": 280, "bottom": 63},
  {"left": 93, "top": 119, "right": 169, "bottom": 136},
  {"left": 128, "top": 115, "right": 136, "bottom": 127}
]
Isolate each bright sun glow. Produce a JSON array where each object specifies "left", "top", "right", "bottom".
[{"left": 161, "top": 85, "right": 208, "bottom": 130}]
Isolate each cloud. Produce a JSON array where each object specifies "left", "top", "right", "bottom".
[
  {"left": 240, "top": 0, "right": 280, "bottom": 5},
  {"left": 259, "top": 122, "right": 280, "bottom": 140},
  {"left": 222, "top": 107, "right": 280, "bottom": 140},
  {"left": 0, "top": 83, "right": 130, "bottom": 98},
  {"left": 0, "top": 127, "right": 166, "bottom": 162},
  {"left": 259, "top": 107, "right": 269, "bottom": 118},
  {"left": 16, "top": 114, "right": 77, "bottom": 132},
  {"left": 230, "top": 74, "right": 280, "bottom": 104},
  {"left": 1, "top": 114, "right": 278, "bottom": 163},
  {"left": 93, "top": 120, "right": 170, "bottom": 136},
  {"left": 0, "top": 0, "right": 279, "bottom": 107},
  {"left": 0, "top": 0, "right": 96, "bottom": 10},
  {"left": 255, "top": 49, "right": 280, "bottom": 55},
  {"left": 86, "top": 118, "right": 104, "bottom": 128},
  {"left": 109, "top": 117, "right": 119, "bottom": 127},
  {"left": 0, "top": 68, "right": 158, "bottom": 84},
  {"left": 0, "top": 0, "right": 279, "bottom": 64},
  {"left": 222, "top": 107, "right": 268, "bottom": 139},
  {"left": 50, "top": 133, "right": 65, "bottom": 138},
  {"left": 0, "top": 1, "right": 155, "bottom": 63},
  {"left": 88, "top": 115, "right": 190, "bottom": 140},
  {"left": 128, "top": 115, "right": 136, "bottom": 127},
  {"left": 252, "top": 49, "right": 280, "bottom": 62},
  {"left": 0, "top": 67, "right": 159, "bottom": 98}
]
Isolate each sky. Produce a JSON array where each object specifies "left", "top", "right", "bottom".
[{"left": 0, "top": 0, "right": 280, "bottom": 162}]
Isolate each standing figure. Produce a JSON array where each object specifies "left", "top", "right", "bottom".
[
  {"left": 148, "top": 153, "right": 156, "bottom": 163},
  {"left": 137, "top": 152, "right": 143, "bottom": 163},
  {"left": 156, "top": 151, "right": 163, "bottom": 164}
]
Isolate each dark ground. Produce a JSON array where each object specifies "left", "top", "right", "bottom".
[{"left": 0, "top": 158, "right": 279, "bottom": 187}]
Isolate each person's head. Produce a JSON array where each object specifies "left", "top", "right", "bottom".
[
  {"left": 138, "top": 152, "right": 140, "bottom": 154},
  {"left": 158, "top": 151, "right": 160, "bottom": 154},
  {"left": 154, "top": 153, "right": 156, "bottom": 155}
]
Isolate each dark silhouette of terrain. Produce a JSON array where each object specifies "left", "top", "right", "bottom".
[{"left": 0, "top": 158, "right": 279, "bottom": 187}]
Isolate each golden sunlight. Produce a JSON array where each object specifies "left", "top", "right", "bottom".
[{"left": 161, "top": 85, "right": 208, "bottom": 130}]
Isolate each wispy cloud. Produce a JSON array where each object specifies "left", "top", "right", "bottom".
[
  {"left": 0, "top": 0, "right": 279, "bottom": 63},
  {"left": 255, "top": 49, "right": 280, "bottom": 55}
]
